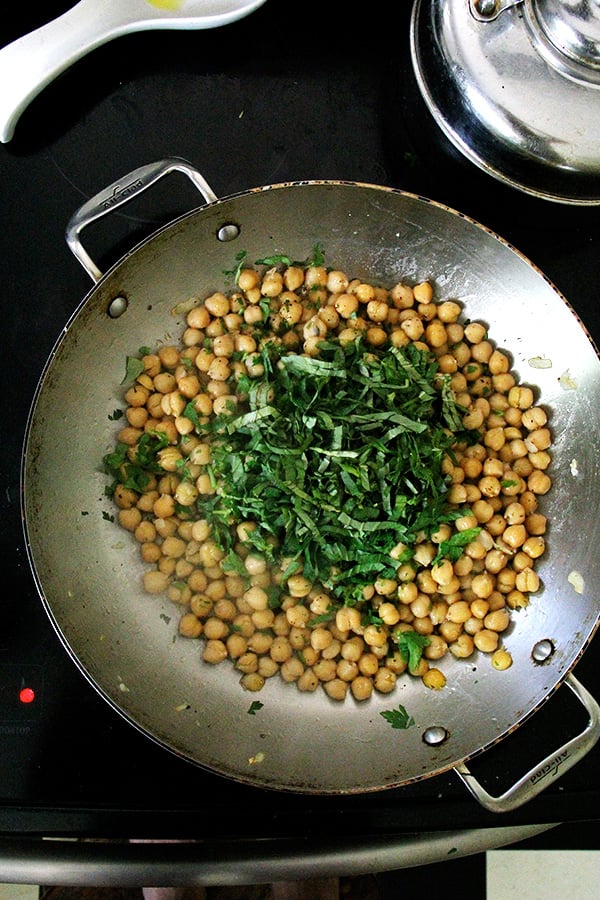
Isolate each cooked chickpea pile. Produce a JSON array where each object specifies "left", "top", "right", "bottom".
[{"left": 107, "top": 257, "right": 552, "bottom": 702}]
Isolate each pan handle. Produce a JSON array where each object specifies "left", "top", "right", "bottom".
[
  {"left": 454, "top": 673, "right": 600, "bottom": 813},
  {"left": 65, "top": 157, "right": 219, "bottom": 283}
]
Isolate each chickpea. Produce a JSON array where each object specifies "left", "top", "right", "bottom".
[
  {"left": 358, "top": 653, "right": 379, "bottom": 677},
  {"left": 175, "top": 481, "right": 198, "bottom": 507},
  {"left": 310, "top": 627, "right": 334, "bottom": 652},
  {"left": 333, "top": 292, "right": 359, "bottom": 320},
  {"left": 423, "top": 668, "right": 447, "bottom": 690},
  {"left": 186, "top": 305, "right": 211, "bottom": 329},
  {"left": 401, "top": 316, "right": 425, "bottom": 341},
  {"left": 272, "top": 612, "right": 291, "bottom": 636},
  {"left": 484, "top": 609, "right": 510, "bottom": 632},
  {"left": 280, "top": 297, "right": 304, "bottom": 326},
  {"left": 203, "top": 617, "right": 228, "bottom": 641},
  {"left": 446, "top": 600, "right": 471, "bottom": 624},
  {"left": 135, "top": 520, "right": 156, "bottom": 544},
  {"left": 437, "top": 300, "right": 461, "bottom": 322},
  {"left": 337, "top": 659, "right": 359, "bottom": 682},
  {"left": 204, "top": 292, "right": 230, "bottom": 317},
  {"left": 351, "top": 676, "right": 374, "bottom": 701},
  {"left": 286, "top": 604, "right": 310, "bottom": 628},
  {"left": 491, "top": 648, "right": 513, "bottom": 670},
  {"left": 474, "top": 629, "right": 500, "bottom": 653},
  {"left": 470, "top": 572, "right": 495, "bottom": 599},
  {"left": 240, "top": 673, "right": 266, "bottom": 692},
  {"left": 207, "top": 357, "right": 230, "bottom": 382},
  {"left": 515, "top": 568, "right": 540, "bottom": 592},
  {"left": 438, "top": 620, "right": 463, "bottom": 644},
  {"left": 118, "top": 507, "right": 142, "bottom": 532},
  {"left": 378, "top": 602, "right": 401, "bottom": 626},
  {"left": 336, "top": 607, "right": 363, "bottom": 634},
  {"left": 309, "top": 591, "right": 332, "bottom": 616},
  {"left": 471, "top": 340, "right": 493, "bottom": 364},
  {"left": 268, "top": 636, "right": 291, "bottom": 663},
  {"left": 248, "top": 632, "right": 273, "bottom": 655},
  {"left": 297, "top": 670, "right": 320, "bottom": 693},
  {"left": 522, "top": 407, "right": 547, "bottom": 430},
  {"left": 323, "top": 679, "right": 348, "bottom": 701},
  {"left": 508, "top": 385, "right": 534, "bottom": 410},
  {"left": 373, "top": 667, "right": 397, "bottom": 693},
  {"left": 390, "top": 282, "right": 414, "bottom": 308},
  {"left": 362, "top": 624, "right": 386, "bottom": 648},
  {"left": 179, "top": 613, "right": 203, "bottom": 638},
  {"left": 412, "top": 281, "right": 433, "bottom": 304},
  {"left": 287, "top": 575, "right": 313, "bottom": 598},
  {"left": 244, "top": 554, "right": 267, "bottom": 576},
  {"left": 522, "top": 536, "right": 546, "bottom": 559},
  {"left": 326, "top": 270, "right": 349, "bottom": 294},
  {"left": 502, "top": 524, "right": 527, "bottom": 549},
  {"left": 203, "top": 639, "right": 228, "bottom": 665},
  {"left": 157, "top": 345, "right": 180, "bottom": 370},
  {"left": 257, "top": 658, "right": 278, "bottom": 679},
  {"left": 242, "top": 586, "right": 268, "bottom": 611},
  {"left": 304, "top": 266, "right": 327, "bottom": 289},
  {"left": 425, "top": 319, "right": 448, "bottom": 349},
  {"left": 479, "top": 476, "right": 501, "bottom": 498},
  {"left": 449, "top": 634, "right": 474, "bottom": 658},
  {"left": 143, "top": 570, "right": 170, "bottom": 594},
  {"left": 366, "top": 299, "right": 389, "bottom": 322},
  {"left": 341, "top": 636, "right": 365, "bottom": 662},
  {"left": 280, "top": 657, "right": 305, "bottom": 683},
  {"left": 313, "top": 658, "right": 337, "bottom": 682},
  {"left": 424, "top": 634, "right": 448, "bottom": 660},
  {"left": 410, "top": 593, "right": 432, "bottom": 618},
  {"left": 525, "top": 513, "right": 547, "bottom": 535}
]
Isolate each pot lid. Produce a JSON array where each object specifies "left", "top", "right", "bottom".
[{"left": 410, "top": 0, "right": 600, "bottom": 204}]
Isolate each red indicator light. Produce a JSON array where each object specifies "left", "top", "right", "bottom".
[{"left": 19, "top": 687, "right": 35, "bottom": 704}]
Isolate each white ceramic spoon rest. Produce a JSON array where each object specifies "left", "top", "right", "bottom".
[{"left": 0, "top": 0, "right": 267, "bottom": 143}]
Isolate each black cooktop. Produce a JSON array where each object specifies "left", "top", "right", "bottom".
[{"left": 2, "top": 0, "right": 600, "bottom": 849}]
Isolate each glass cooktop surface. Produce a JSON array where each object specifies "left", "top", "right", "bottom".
[{"left": 1, "top": 0, "right": 600, "bottom": 844}]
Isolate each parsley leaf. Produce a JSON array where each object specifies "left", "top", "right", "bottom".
[
  {"left": 380, "top": 704, "right": 415, "bottom": 730},
  {"left": 394, "top": 630, "right": 431, "bottom": 672}
]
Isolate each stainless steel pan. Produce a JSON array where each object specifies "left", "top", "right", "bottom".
[{"left": 22, "top": 158, "right": 600, "bottom": 812}]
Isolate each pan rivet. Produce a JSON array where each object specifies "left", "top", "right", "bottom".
[
  {"left": 217, "top": 224, "right": 240, "bottom": 242},
  {"left": 423, "top": 726, "right": 449, "bottom": 746},
  {"left": 532, "top": 639, "right": 555, "bottom": 662},
  {"left": 108, "top": 295, "right": 128, "bottom": 318}
]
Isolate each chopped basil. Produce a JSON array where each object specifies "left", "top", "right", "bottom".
[
  {"left": 103, "top": 431, "right": 169, "bottom": 492},
  {"left": 202, "top": 336, "right": 473, "bottom": 605},
  {"left": 432, "top": 527, "right": 482, "bottom": 565},
  {"left": 122, "top": 356, "right": 145, "bottom": 384}
]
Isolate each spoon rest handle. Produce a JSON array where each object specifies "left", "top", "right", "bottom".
[{"left": 0, "top": 0, "right": 124, "bottom": 143}]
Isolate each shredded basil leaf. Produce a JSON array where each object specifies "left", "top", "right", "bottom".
[
  {"left": 199, "top": 336, "right": 471, "bottom": 604},
  {"left": 432, "top": 527, "right": 482, "bottom": 565},
  {"left": 122, "top": 356, "right": 145, "bottom": 384}
]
